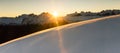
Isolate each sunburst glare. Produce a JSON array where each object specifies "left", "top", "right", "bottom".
[{"left": 52, "top": 11, "right": 58, "bottom": 18}]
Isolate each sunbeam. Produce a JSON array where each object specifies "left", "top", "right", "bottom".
[
  {"left": 55, "top": 20, "right": 67, "bottom": 53},
  {"left": 57, "top": 30, "right": 67, "bottom": 53}
]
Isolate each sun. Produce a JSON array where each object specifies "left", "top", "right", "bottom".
[{"left": 52, "top": 11, "right": 58, "bottom": 17}]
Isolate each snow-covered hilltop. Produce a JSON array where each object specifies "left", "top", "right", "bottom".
[
  {"left": 64, "top": 9, "right": 120, "bottom": 23},
  {"left": 0, "top": 17, "right": 22, "bottom": 25},
  {"left": 0, "top": 13, "right": 53, "bottom": 25}
]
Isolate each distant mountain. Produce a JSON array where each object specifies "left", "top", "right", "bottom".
[
  {"left": 0, "top": 9, "right": 120, "bottom": 25},
  {"left": 67, "top": 9, "right": 120, "bottom": 16}
]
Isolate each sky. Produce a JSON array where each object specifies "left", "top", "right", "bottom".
[{"left": 0, "top": 0, "right": 120, "bottom": 17}]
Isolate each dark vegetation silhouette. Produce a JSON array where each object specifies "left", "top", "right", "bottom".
[
  {"left": 0, "top": 19, "right": 68, "bottom": 44},
  {"left": 0, "top": 9, "right": 120, "bottom": 44}
]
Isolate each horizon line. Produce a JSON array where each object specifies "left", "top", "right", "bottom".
[{"left": 0, "top": 9, "right": 120, "bottom": 17}]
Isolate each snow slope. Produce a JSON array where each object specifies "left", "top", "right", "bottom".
[{"left": 0, "top": 15, "right": 120, "bottom": 53}]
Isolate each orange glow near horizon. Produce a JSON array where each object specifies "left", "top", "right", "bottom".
[{"left": 52, "top": 11, "right": 60, "bottom": 27}]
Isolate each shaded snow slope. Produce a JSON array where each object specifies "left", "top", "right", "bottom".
[{"left": 0, "top": 15, "right": 120, "bottom": 53}]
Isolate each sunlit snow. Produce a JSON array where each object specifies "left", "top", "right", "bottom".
[{"left": 0, "top": 15, "right": 120, "bottom": 53}]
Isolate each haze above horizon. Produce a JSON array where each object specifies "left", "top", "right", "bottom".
[{"left": 0, "top": 0, "right": 120, "bottom": 17}]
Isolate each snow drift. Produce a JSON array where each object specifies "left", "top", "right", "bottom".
[{"left": 0, "top": 15, "right": 120, "bottom": 53}]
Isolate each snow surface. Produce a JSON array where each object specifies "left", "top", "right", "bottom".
[
  {"left": 0, "top": 15, "right": 120, "bottom": 53},
  {"left": 64, "top": 16, "right": 101, "bottom": 23},
  {"left": 0, "top": 18, "right": 23, "bottom": 25}
]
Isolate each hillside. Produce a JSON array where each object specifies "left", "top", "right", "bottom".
[{"left": 0, "top": 14, "right": 120, "bottom": 53}]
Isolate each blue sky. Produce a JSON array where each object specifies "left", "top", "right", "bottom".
[{"left": 0, "top": 0, "right": 120, "bottom": 17}]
